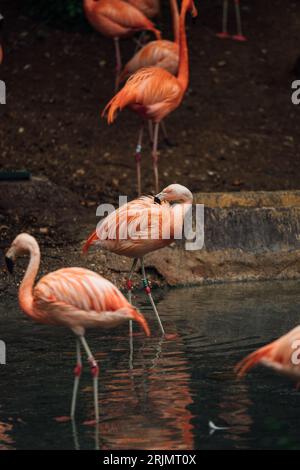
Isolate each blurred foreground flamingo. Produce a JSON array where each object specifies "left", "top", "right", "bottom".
[
  {"left": 217, "top": 0, "right": 246, "bottom": 42},
  {"left": 103, "top": 0, "right": 197, "bottom": 195},
  {"left": 235, "top": 326, "right": 300, "bottom": 383},
  {"left": 83, "top": 183, "right": 193, "bottom": 335},
  {"left": 5, "top": 233, "right": 150, "bottom": 423},
  {"left": 83, "top": 0, "right": 161, "bottom": 92}
]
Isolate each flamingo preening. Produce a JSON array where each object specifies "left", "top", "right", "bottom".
[
  {"left": 103, "top": 0, "right": 197, "bottom": 196},
  {"left": 83, "top": 0, "right": 161, "bottom": 92},
  {"left": 236, "top": 326, "right": 300, "bottom": 383},
  {"left": 217, "top": 0, "right": 246, "bottom": 42},
  {"left": 5, "top": 233, "right": 150, "bottom": 423},
  {"left": 83, "top": 183, "right": 194, "bottom": 336}
]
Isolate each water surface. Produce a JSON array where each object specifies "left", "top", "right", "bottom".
[{"left": 1, "top": 280, "right": 300, "bottom": 450}]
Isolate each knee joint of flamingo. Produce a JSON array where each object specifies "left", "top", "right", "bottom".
[
  {"left": 126, "top": 279, "right": 133, "bottom": 290},
  {"left": 145, "top": 286, "right": 151, "bottom": 295},
  {"left": 89, "top": 360, "right": 99, "bottom": 377},
  {"left": 142, "top": 278, "right": 151, "bottom": 294},
  {"left": 74, "top": 364, "right": 82, "bottom": 377}
]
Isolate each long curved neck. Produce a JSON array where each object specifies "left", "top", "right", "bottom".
[
  {"left": 170, "top": 0, "right": 180, "bottom": 44},
  {"left": 177, "top": 0, "right": 190, "bottom": 92},
  {"left": 19, "top": 246, "right": 40, "bottom": 317}
]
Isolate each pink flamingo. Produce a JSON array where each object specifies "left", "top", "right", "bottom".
[
  {"left": 125, "top": 0, "right": 161, "bottom": 19},
  {"left": 83, "top": 183, "right": 194, "bottom": 335},
  {"left": 236, "top": 326, "right": 300, "bottom": 383},
  {"left": 103, "top": 0, "right": 197, "bottom": 195},
  {"left": 217, "top": 0, "right": 246, "bottom": 42},
  {"left": 5, "top": 233, "right": 150, "bottom": 423},
  {"left": 83, "top": 0, "right": 161, "bottom": 92},
  {"left": 120, "top": 0, "right": 180, "bottom": 82},
  {"left": 119, "top": 0, "right": 182, "bottom": 152}
]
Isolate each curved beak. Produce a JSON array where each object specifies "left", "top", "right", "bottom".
[
  {"left": 154, "top": 191, "right": 165, "bottom": 205},
  {"left": 5, "top": 256, "right": 14, "bottom": 274}
]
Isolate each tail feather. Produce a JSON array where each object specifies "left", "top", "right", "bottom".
[
  {"left": 102, "top": 85, "right": 136, "bottom": 124},
  {"left": 235, "top": 343, "right": 274, "bottom": 377},
  {"left": 82, "top": 230, "right": 98, "bottom": 254}
]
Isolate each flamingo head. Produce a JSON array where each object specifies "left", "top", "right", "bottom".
[
  {"left": 154, "top": 184, "right": 193, "bottom": 205},
  {"left": 5, "top": 233, "right": 39, "bottom": 274}
]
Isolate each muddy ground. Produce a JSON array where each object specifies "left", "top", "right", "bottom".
[{"left": 0, "top": 0, "right": 300, "bottom": 292}]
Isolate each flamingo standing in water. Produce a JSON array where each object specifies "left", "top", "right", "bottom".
[
  {"left": 5, "top": 233, "right": 150, "bottom": 423},
  {"left": 83, "top": 0, "right": 161, "bottom": 92},
  {"left": 83, "top": 183, "right": 194, "bottom": 335},
  {"left": 236, "top": 326, "right": 300, "bottom": 383},
  {"left": 217, "top": 0, "right": 246, "bottom": 42},
  {"left": 103, "top": 0, "right": 197, "bottom": 195}
]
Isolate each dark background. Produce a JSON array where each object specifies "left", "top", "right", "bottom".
[{"left": 0, "top": 0, "right": 299, "bottom": 207}]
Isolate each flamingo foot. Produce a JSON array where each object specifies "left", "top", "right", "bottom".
[
  {"left": 216, "top": 32, "right": 230, "bottom": 39},
  {"left": 232, "top": 34, "right": 247, "bottom": 42}
]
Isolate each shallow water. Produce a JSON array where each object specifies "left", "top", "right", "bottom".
[{"left": 1, "top": 280, "right": 300, "bottom": 450}]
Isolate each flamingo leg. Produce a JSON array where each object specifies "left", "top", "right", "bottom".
[
  {"left": 232, "top": 0, "right": 247, "bottom": 41},
  {"left": 114, "top": 37, "right": 122, "bottom": 93},
  {"left": 152, "top": 122, "right": 160, "bottom": 194},
  {"left": 79, "top": 336, "right": 99, "bottom": 423},
  {"left": 148, "top": 121, "right": 154, "bottom": 146},
  {"left": 127, "top": 258, "right": 138, "bottom": 369},
  {"left": 71, "top": 339, "right": 82, "bottom": 419},
  {"left": 71, "top": 419, "right": 80, "bottom": 450},
  {"left": 135, "top": 125, "right": 144, "bottom": 196},
  {"left": 217, "top": 0, "right": 230, "bottom": 39},
  {"left": 140, "top": 258, "right": 165, "bottom": 335}
]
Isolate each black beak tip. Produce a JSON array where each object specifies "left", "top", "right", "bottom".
[
  {"left": 5, "top": 256, "right": 14, "bottom": 274},
  {"left": 154, "top": 196, "right": 161, "bottom": 205}
]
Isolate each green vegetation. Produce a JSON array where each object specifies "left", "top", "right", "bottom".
[{"left": 24, "top": 0, "right": 84, "bottom": 26}]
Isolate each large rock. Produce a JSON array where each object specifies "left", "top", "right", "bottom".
[{"left": 146, "top": 191, "right": 300, "bottom": 286}]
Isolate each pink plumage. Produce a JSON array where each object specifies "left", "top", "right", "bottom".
[
  {"left": 5, "top": 233, "right": 150, "bottom": 423},
  {"left": 236, "top": 326, "right": 300, "bottom": 381}
]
